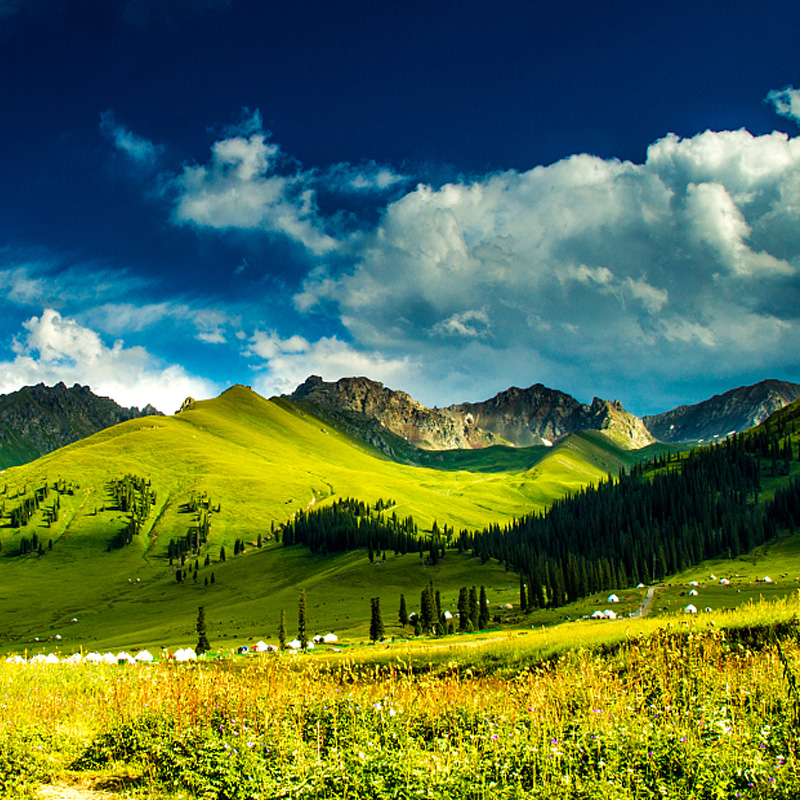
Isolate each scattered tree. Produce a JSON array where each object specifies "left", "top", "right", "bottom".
[
  {"left": 196, "top": 606, "right": 210, "bottom": 655},
  {"left": 369, "top": 597, "right": 384, "bottom": 642}
]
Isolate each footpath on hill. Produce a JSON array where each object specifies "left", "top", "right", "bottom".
[{"left": 631, "top": 586, "right": 657, "bottom": 618}]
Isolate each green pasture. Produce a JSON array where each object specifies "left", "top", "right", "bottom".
[{"left": 0, "top": 385, "right": 666, "bottom": 655}]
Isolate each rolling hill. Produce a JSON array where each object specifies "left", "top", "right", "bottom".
[{"left": 0, "top": 384, "right": 671, "bottom": 654}]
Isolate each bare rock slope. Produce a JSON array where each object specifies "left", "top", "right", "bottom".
[
  {"left": 642, "top": 379, "right": 800, "bottom": 443},
  {"left": 290, "top": 376, "right": 654, "bottom": 455},
  {"left": 0, "top": 382, "right": 161, "bottom": 469}
]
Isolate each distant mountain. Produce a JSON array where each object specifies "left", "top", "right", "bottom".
[
  {"left": 0, "top": 382, "right": 162, "bottom": 468},
  {"left": 290, "top": 375, "right": 655, "bottom": 455},
  {"left": 643, "top": 379, "right": 800, "bottom": 443}
]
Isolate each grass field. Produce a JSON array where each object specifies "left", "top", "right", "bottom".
[
  {"left": 0, "top": 386, "right": 676, "bottom": 655},
  {"left": 1, "top": 594, "right": 798, "bottom": 799}
]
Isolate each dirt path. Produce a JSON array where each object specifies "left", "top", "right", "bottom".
[
  {"left": 37, "top": 783, "right": 116, "bottom": 800},
  {"left": 37, "top": 774, "right": 134, "bottom": 800},
  {"left": 631, "top": 586, "right": 657, "bottom": 619}
]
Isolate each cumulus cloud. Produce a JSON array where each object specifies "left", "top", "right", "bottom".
[
  {"left": 243, "top": 331, "right": 415, "bottom": 398},
  {"left": 100, "top": 110, "right": 163, "bottom": 165},
  {"left": 171, "top": 111, "right": 338, "bottom": 255},
  {"left": 294, "top": 125, "right": 800, "bottom": 409},
  {"left": 766, "top": 86, "right": 800, "bottom": 125},
  {"left": 0, "top": 309, "right": 218, "bottom": 413}
]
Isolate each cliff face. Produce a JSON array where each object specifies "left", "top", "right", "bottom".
[
  {"left": 290, "top": 376, "right": 654, "bottom": 454},
  {"left": 291, "top": 375, "right": 502, "bottom": 451},
  {"left": 0, "top": 382, "right": 162, "bottom": 468},
  {"left": 643, "top": 380, "right": 800, "bottom": 443}
]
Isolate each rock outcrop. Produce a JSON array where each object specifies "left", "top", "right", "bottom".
[
  {"left": 290, "top": 376, "right": 654, "bottom": 454},
  {"left": 0, "top": 382, "right": 162, "bottom": 468},
  {"left": 643, "top": 379, "right": 800, "bottom": 443}
]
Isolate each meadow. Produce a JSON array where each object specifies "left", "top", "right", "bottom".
[{"left": 1, "top": 595, "right": 799, "bottom": 799}]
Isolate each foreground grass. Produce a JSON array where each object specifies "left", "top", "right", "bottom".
[{"left": 2, "top": 596, "right": 799, "bottom": 799}]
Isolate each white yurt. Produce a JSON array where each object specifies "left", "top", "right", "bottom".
[
  {"left": 607, "top": 594, "right": 620, "bottom": 603},
  {"left": 684, "top": 604, "right": 698, "bottom": 614},
  {"left": 134, "top": 650, "right": 154, "bottom": 663},
  {"left": 116, "top": 651, "right": 135, "bottom": 664},
  {"left": 689, "top": 589, "right": 699, "bottom": 597},
  {"left": 719, "top": 578, "right": 730, "bottom": 586},
  {"left": 286, "top": 639, "right": 302, "bottom": 650},
  {"left": 603, "top": 610, "right": 618, "bottom": 620},
  {"left": 62, "top": 653, "right": 82, "bottom": 664},
  {"left": 322, "top": 633, "right": 338, "bottom": 643},
  {"left": 174, "top": 647, "right": 197, "bottom": 662},
  {"left": 5, "top": 655, "right": 25, "bottom": 664},
  {"left": 83, "top": 652, "right": 103, "bottom": 664}
]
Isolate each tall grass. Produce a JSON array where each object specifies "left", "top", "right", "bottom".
[{"left": 1, "top": 596, "right": 799, "bottom": 799}]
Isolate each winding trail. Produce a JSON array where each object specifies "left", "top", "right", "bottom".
[{"left": 631, "top": 586, "right": 657, "bottom": 619}]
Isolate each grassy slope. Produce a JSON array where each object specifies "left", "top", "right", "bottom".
[{"left": 1, "top": 385, "right": 659, "bottom": 654}]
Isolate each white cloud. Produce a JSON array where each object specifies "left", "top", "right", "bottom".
[
  {"left": 171, "top": 113, "right": 338, "bottom": 255},
  {"left": 324, "top": 161, "right": 406, "bottom": 193},
  {"left": 294, "top": 124, "right": 800, "bottom": 404},
  {"left": 0, "top": 309, "right": 218, "bottom": 413},
  {"left": 244, "top": 333, "right": 415, "bottom": 398},
  {"left": 432, "top": 309, "right": 490, "bottom": 338},
  {"left": 100, "top": 110, "right": 163, "bottom": 165},
  {"left": 85, "top": 302, "right": 237, "bottom": 345},
  {"left": 766, "top": 86, "right": 800, "bottom": 125}
]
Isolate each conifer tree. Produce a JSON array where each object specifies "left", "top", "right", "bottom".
[
  {"left": 469, "top": 586, "right": 479, "bottom": 630},
  {"left": 398, "top": 594, "right": 408, "bottom": 626},
  {"left": 298, "top": 589, "right": 308, "bottom": 649},
  {"left": 370, "top": 597, "right": 384, "bottom": 642},
  {"left": 479, "top": 585, "right": 490, "bottom": 630},
  {"left": 279, "top": 609, "right": 287, "bottom": 650},
  {"left": 457, "top": 587, "right": 469, "bottom": 632},
  {"left": 196, "top": 606, "right": 210, "bottom": 655}
]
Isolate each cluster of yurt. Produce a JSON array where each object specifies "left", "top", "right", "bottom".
[
  {"left": 591, "top": 609, "right": 618, "bottom": 620},
  {"left": 4, "top": 649, "right": 156, "bottom": 665}
]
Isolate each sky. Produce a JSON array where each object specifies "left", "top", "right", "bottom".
[{"left": 1, "top": 0, "right": 800, "bottom": 416}]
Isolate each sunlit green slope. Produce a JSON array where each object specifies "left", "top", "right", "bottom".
[{"left": 0, "top": 385, "right": 666, "bottom": 653}]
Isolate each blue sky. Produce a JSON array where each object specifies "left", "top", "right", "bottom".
[{"left": 1, "top": 0, "right": 800, "bottom": 415}]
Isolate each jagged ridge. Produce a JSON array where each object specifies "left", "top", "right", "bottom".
[
  {"left": 290, "top": 376, "right": 655, "bottom": 454},
  {"left": 0, "top": 382, "right": 162, "bottom": 469},
  {"left": 643, "top": 379, "right": 800, "bottom": 443}
]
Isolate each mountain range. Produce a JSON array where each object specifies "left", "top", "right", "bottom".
[
  {"left": 0, "top": 376, "right": 798, "bottom": 470},
  {"left": 290, "top": 375, "right": 800, "bottom": 459},
  {"left": 0, "top": 382, "right": 161, "bottom": 469}
]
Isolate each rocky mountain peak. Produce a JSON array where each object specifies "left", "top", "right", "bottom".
[
  {"left": 289, "top": 375, "right": 654, "bottom": 454},
  {"left": 0, "top": 383, "right": 162, "bottom": 469},
  {"left": 643, "top": 379, "right": 800, "bottom": 442}
]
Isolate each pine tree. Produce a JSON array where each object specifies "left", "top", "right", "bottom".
[
  {"left": 196, "top": 606, "right": 210, "bottom": 655},
  {"left": 479, "top": 585, "right": 490, "bottom": 630},
  {"left": 298, "top": 590, "right": 308, "bottom": 649},
  {"left": 398, "top": 594, "right": 408, "bottom": 626},
  {"left": 469, "top": 586, "right": 479, "bottom": 630},
  {"left": 370, "top": 597, "right": 384, "bottom": 642},
  {"left": 279, "top": 609, "right": 287, "bottom": 650},
  {"left": 457, "top": 587, "right": 469, "bottom": 631}
]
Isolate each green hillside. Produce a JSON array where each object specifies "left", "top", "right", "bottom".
[{"left": 0, "top": 385, "right": 667, "bottom": 654}]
